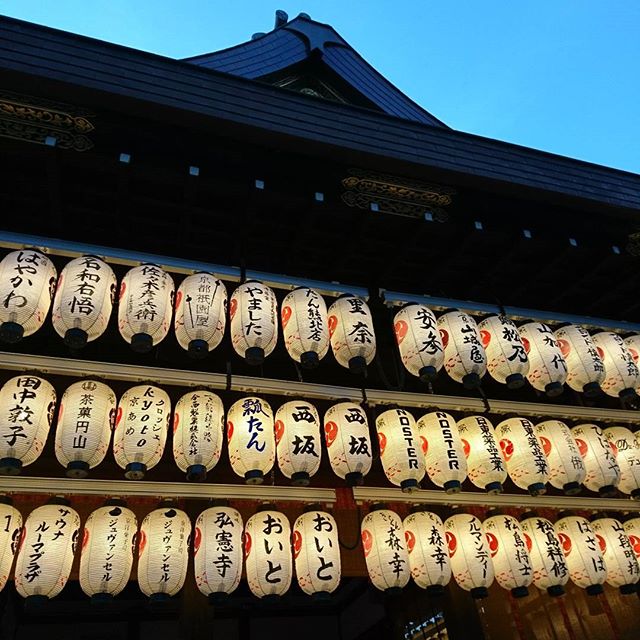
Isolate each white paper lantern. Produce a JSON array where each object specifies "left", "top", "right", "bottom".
[
  {"left": 478, "top": 315, "right": 529, "bottom": 389},
  {"left": 79, "top": 503, "right": 137, "bottom": 600},
  {"left": 14, "top": 502, "right": 80, "bottom": 602},
  {"left": 118, "top": 264, "right": 174, "bottom": 353},
  {"left": 623, "top": 517, "right": 640, "bottom": 565},
  {"left": 55, "top": 380, "right": 116, "bottom": 478},
  {"left": 437, "top": 310, "right": 486, "bottom": 388},
  {"left": 0, "top": 499, "right": 22, "bottom": 592},
  {"left": 113, "top": 384, "right": 171, "bottom": 480},
  {"left": 323, "top": 402, "right": 372, "bottom": 485},
  {"left": 591, "top": 517, "right": 639, "bottom": 594},
  {"left": 393, "top": 303, "right": 443, "bottom": 382},
  {"left": 275, "top": 400, "right": 321, "bottom": 486},
  {"left": 281, "top": 287, "right": 329, "bottom": 369},
  {"left": 172, "top": 390, "right": 224, "bottom": 481},
  {"left": 571, "top": 424, "right": 620, "bottom": 496},
  {"left": 603, "top": 426, "right": 640, "bottom": 499},
  {"left": 623, "top": 335, "right": 640, "bottom": 394},
  {"left": 444, "top": 513, "right": 494, "bottom": 599},
  {"left": 376, "top": 408, "right": 425, "bottom": 492},
  {"left": 229, "top": 280, "right": 278, "bottom": 365},
  {"left": 592, "top": 331, "right": 639, "bottom": 401},
  {"left": 457, "top": 415, "right": 507, "bottom": 494},
  {"left": 244, "top": 509, "right": 292, "bottom": 599},
  {"left": 416, "top": 411, "right": 467, "bottom": 493},
  {"left": 174, "top": 273, "right": 227, "bottom": 358},
  {"left": 555, "top": 324, "right": 605, "bottom": 397},
  {"left": 403, "top": 511, "right": 451, "bottom": 594},
  {"left": 518, "top": 322, "right": 567, "bottom": 397},
  {"left": 293, "top": 510, "right": 341, "bottom": 596},
  {"left": 51, "top": 255, "right": 116, "bottom": 348},
  {"left": 0, "top": 375, "right": 56, "bottom": 475},
  {"left": 194, "top": 506, "right": 243, "bottom": 601},
  {"left": 535, "top": 420, "right": 585, "bottom": 495},
  {"left": 0, "top": 249, "right": 57, "bottom": 343},
  {"left": 361, "top": 509, "right": 410, "bottom": 593},
  {"left": 226, "top": 396, "right": 275, "bottom": 484},
  {"left": 496, "top": 417, "right": 549, "bottom": 496}
]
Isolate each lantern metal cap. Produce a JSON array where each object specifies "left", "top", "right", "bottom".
[
  {"left": 345, "top": 471, "right": 364, "bottom": 487},
  {"left": 186, "top": 464, "right": 207, "bottom": 482},
  {"left": 46, "top": 496, "right": 71, "bottom": 506},
  {"left": 519, "top": 510, "right": 540, "bottom": 522},
  {"left": 582, "top": 381, "right": 602, "bottom": 398},
  {"left": 245, "top": 346, "right": 265, "bottom": 366},
  {"left": 585, "top": 584, "right": 604, "bottom": 596},
  {"left": 348, "top": 355, "right": 367, "bottom": 374},
  {"left": 188, "top": 339, "right": 209, "bottom": 359},
  {"left": 0, "top": 321, "right": 23, "bottom": 344},
  {"left": 485, "top": 508, "right": 504, "bottom": 518},
  {"left": 255, "top": 503, "right": 277, "bottom": 513},
  {"left": 291, "top": 471, "right": 310, "bottom": 487},
  {"left": 0, "top": 457, "right": 22, "bottom": 476},
  {"left": 124, "top": 462, "right": 147, "bottom": 480},
  {"left": 64, "top": 327, "right": 88, "bottom": 349},
  {"left": 505, "top": 373, "right": 525, "bottom": 390},
  {"left": 462, "top": 372, "right": 481, "bottom": 389},
  {"left": 544, "top": 381, "right": 564, "bottom": 398},
  {"left": 444, "top": 480, "right": 461, "bottom": 494},
  {"left": 400, "top": 479, "right": 419, "bottom": 493},
  {"left": 485, "top": 481, "right": 503, "bottom": 495},
  {"left": 547, "top": 585, "right": 565, "bottom": 597},
  {"left": 418, "top": 366, "right": 438, "bottom": 383},
  {"left": 66, "top": 460, "right": 90, "bottom": 479},
  {"left": 130, "top": 333, "right": 153, "bottom": 353},
  {"left": 369, "top": 502, "right": 388, "bottom": 512},
  {"left": 470, "top": 586, "right": 488, "bottom": 599},
  {"left": 527, "top": 482, "right": 546, "bottom": 497},
  {"left": 300, "top": 351, "right": 320, "bottom": 369},
  {"left": 511, "top": 586, "right": 529, "bottom": 599},
  {"left": 303, "top": 502, "right": 324, "bottom": 513},
  {"left": 619, "top": 583, "right": 637, "bottom": 595},
  {"left": 244, "top": 470, "right": 264, "bottom": 485},
  {"left": 556, "top": 510, "right": 576, "bottom": 520},
  {"left": 103, "top": 497, "right": 128, "bottom": 508},
  {"left": 563, "top": 481, "right": 582, "bottom": 496}
]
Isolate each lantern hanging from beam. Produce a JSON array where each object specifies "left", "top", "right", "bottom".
[
  {"left": 591, "top": 331, "right": 639, "bottom": 401},
  {"left": 571, "top": 423, "right": 620, "bottom": 497},
  {"left": 623, "top": 334, "right": 640, "bottom": 391},
  {"left": 623, "top": 516, "right": 640, "bottom": 565},
  {"left": 603, "top": 426, "right": 640, "bottom": 499},
  {"left": 535, "top": 420, "right": 585, "bottom": 495},
  {"left": 591, "top": 516, "right": 639, "bottom": 594},
  {"left": 518, "top": 322, "right": 567, "bottom": 397},
  {"left": 554, "top": 324, "right": 605, "bottom": 397},
  {"left": 0, "top": 498, "right": 22, "bottom": 593}
]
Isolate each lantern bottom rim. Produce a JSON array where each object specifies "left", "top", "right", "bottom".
[
  {"left": 547, "top": 585, "right": 565, "bottom": 597},
  {"left": 311, "top": 591, "right": 332, "bottom": 602},
  {"left": 0, "top": 457, "right": 22, "bottom": 475},
  {"left": 300, "top": 351, "right": 320, "bottom": 369},
  {"left": 400, "top": 479, "right": 419, "bottom": 493},
  {"left": 64, "top": 327, "right": 88, "bottom": 349},
  {"left": 618, "top": 387, "right": 637, "bottom": 401},
  {"left": 598, "top": 485, "right": 618, "bottom": 498},
  {"left": 125, "top": 462, "right": 147, "bottom": 480},
  {"left": 188, "top": 339, "right": 209, "bottom": 359},
  {"left": 619, "top": 583, "right": 637, "bottom": 595},
  {"left": 462, "top": 373, "right": 481, "bottom": 389},
  {"left": 261, "top": 594, "right": 282, "bottom": 603},
  {"left": 130, "top": 333, "right": 154, "bottom": 353},
  {"left": 245, "top": 346, "right": 265, "bottom": 366},
  {"left": 149, "top": 592, "right": 172, "bottom": 604},
  {"left": 470, "top": 586, "right": 488, "bottom": 599},
  {"left": 348, "top": 356, "right": 367, "bottom": 374},
  {"left": 505, "top": 373, "right": 525, "bottom": 390},
  {"left": 586, "top": 584, "right": 604, "bottom": 596},
  {"left": 208, "top": 592, "right": 229, "bottom": 605},
  {"left": 582, "top": 381, "right": 602, "bottom": 398},
  {"left": 632, "top": 488, "right": 640, "bottom": 500},
  {"left": 245, "top": 470, "right": 264, "bottom": 485},
  {"left": 291, "top": 472, "right": 310, "bottom": 486},
  {"left": 563, "top": 482, "right": 582, "bottom": 496},
  {"left": 186, "top": 464, "right": 207, "bottom": 482},
  {"left": 527, "top": 482, "right": 546, "bottom": 497},
  {"left": 418, "top": 366, "right": 438, "bottom": 383},
  {"left": 485, "top": 481, "right": 503, "bottom": 495},
  {"left": 511, "top": 586, "right": 529, "bottom": 598},
  {"left": 544, "top": 381, "right": 564, "bottom": 397},
  {"left": 0, "top": 321, "right": 23, "bottom": 344},
  {"left": 66, "top": 460, "right": 90, "bottom": 478},
  {"left": 425, "top": 584, "right": 445, "bottom": 597},
  {"left": 444, "top": 480, "right": 461, "bottom": 494},
  {"left": 90, "top": 593, "right": 114, "bottom": 604},
  {"left": 346, "top": 472, "right": 364, "bottom": 487},
  {"left": 24, "top": 594, "right": 49, "bottom": 610}
]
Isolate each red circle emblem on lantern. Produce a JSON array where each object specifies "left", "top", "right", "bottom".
[
  {"left": 596, "top": 534, "right": 606, "bottom": 554},
  {"left": 281, "top": 305, "right": 292, "bottom": 330},
  {"left": 175, "top": 289, "right": 182, "bottom": 311},
  {"left": 446, "top": 531, "right": 457, "bottom": 557},
  {"left": 539, "top": 436, "right": 552, "bottom": 457},
  {"left": 17, "top": 526, "right": 26, "bottom": 554},
  {"left": 480, "top": 329, "right": 491, "bottom": 348},
  {"left": 378, "top": 432, "right": 387, "bottom": 456},
  {"left": 361, "top": 529, "right": 373, "bottom": 557},
  {"left": 557, "top": 338, "right": 570, "bottom": 357},
  {"left": 405, "top": 529, "right": 416, "bottom": 553},
  {"left": 324, "top": 421, "right": 338, "bottom": 448},
  {"left": 244, "top": 531, "right": 252, "bottom": 558},
  {"left": 328, "top": 315, "right": 338, "bottom": 338},
  {"left": 557, "top": 532, "right": 571, "bottom": 556},
  {"left": 596, "top": 346, "right": 605, "bottom": 360},
  {"left": 521, "top": 336, "right": 530, "bottom": 354},
  {"left": 629, "top": 348, "right": 639, "bottom": 364},
  {"left": 628, "top": 534, "right": 640, "bottom": 556},
  {"left": 172, "top": 412, "right": 179, "bottom": 434},
  {"left": 226, "top": 421, "right": 234, "bottom": 442},
  {"left": 138, "top": 529, "right": 147, "bottom": 555},
  {"left": 115, "top": 406, "right": 123, "bottom": 429},
  {"left": 575, "top": 438, "right": 588, "bottom": 458},
  {"left": 119, "top": 281, "right": 126, "bottom": 301},
  {"left": 462, "top": 438, "right": 471, "bottom": 458},
  {"left": 394, "top": 320, "right": 408, "bottom": 345},
  {"left": 499, "top": 438, "right": 514, "bottom": 461},
  {"left": 193, "top": 526, "right": 202, "bottom": 555},
  {"left": 81, "top": 527, "right": 89, "bottom": 551},
  {"left": 420, "top": 435, "right": 428, "bottom": 455},
  {"left": 293, "top": 530, "right": 302, "bottom": 559},
  {"left": 523, "top": 532, "right": 532, "bottom": 552},
  {"left": 439, "top": 328, "right": 449, "bottom": 349},
  {"left": 229, "top": 297, "right": 238, "bottom": 321},
  {"left": 274, "top": 420, "right": 284, "bottom": 445},
  {"left": 486, "top": 532, "right": 499, "bottom": 557},
  {"left": 609, "top": 440, "right": 618, "bottom": 457}
]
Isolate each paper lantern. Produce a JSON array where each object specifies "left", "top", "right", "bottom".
[
  {"left": 496, "top": 417, "right": 549, "bottom": 496},
  {"left": 361, "top": 509, "right": 410, "bottom": 593},
  {"left": 437, "top": 310, "right": 486, "bottom": 388},
  {"left": 393, "top": 303, "right": 443, "bottom": 382},
  {"left": 226, "top": 396, "right": 275, "bottom": 484},
  {"left": 376, "top": 408, "right": 425, "bottom": 492},
  {"left": 623, "top": 517, "right": 640, "bottom": 565},
  {"left": 0, "top": 375, "right": 56, "bottom": 475},
  {"left": 79, "top": 503, "right": 137, "bottom": 601},
  {"left": 0, "top": 249, "right": 56, "bottom": 343},
  {"left": 172, "top": 390, "right": 224, "bottom": 481},
  {"left": 554, "top": 514, "right": 607, "bottom": 595},
  {"left": 416, "top": 411, "right": 467, "bottom": 493},
  {"left": 457, "top": 415, "right": 507, "bottom": 494},
  {"left": 51, "top": 255, "right": 116, "bottom": 348},
  {"left": 293, "top": 510, "right": 341, "bottom": 597},
  {"left": 118, "top": 264, "right": 174, "bottom": 353},
  {"left": 194, "top": 506, "right": 243, "bottom": 602},
  {"left": 0, "top": 498, "right": 22, "bottom": 592},
  {"left": 592, "top": 331, "right": 639, "bottom": 401},
  {"left": 520, "top": 515, "right": 569, "bottom": 597},
  {"left": 603, "top": 426, "right": 640, "bottom": 498},
  {"left": 623, "top": 334, "right": 640, "bottom": 386},
  {"left": 591, "top": 517, "right": 639, "bottom": 594},
  {"left": 275, "top": 400, "right": 322, "bottom": 486},
  {"left": 444, "top": 513, "right": 494, "bottom": 599},
  {"left": 535, "top": 420, "right": 585, "bottom": 495},
  {"left": 403, "top": 511, "right": 451, "bottom": 594},
  {"left": 174, "top": 272, "right": 227, "bottom": 358},
  {"left": 229, "top": 280, "right": 278, "bottom": 365},
  {"left": 113, "top": 384, "right": 171, "bottom": 480},
  {"left": 281, "top": 287, "right": 330, "bottom": 369},
  {"left": 55, "top": 380, "right": 116, "bottom": 478},
  {"left": 244, "top": 509, "right": 292, "bottom": 599},
  {"left": 555, "top": 324, "right": 605, "bottom": 397},
  {"left": 323, "top": 401, "right": 372, "bottom": 485},
  {"left": 14, "top": 501, "right": 81, "bottom": 602},
  {"left": 518, "top": 322, "right": 567, "bottom": 396},
  {"left": 571, "top": 423, "right": 620, "bottom": 496},
  {"left": 478, "top": 314, "right": 529, "bottom": 389}
]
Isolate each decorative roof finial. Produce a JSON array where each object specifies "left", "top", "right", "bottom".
[{"left": 275, "top": 10, "right": 289, "bottom": 28}]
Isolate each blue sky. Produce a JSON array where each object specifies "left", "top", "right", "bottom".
[{"left": 4, "top": 1, "right": 640, "bottom": 173}]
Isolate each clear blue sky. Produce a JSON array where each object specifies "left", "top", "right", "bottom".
[{"left": 4, "top": 1, "right": 640, "bottom": 173}]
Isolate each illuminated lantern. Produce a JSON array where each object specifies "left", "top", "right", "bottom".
[
  {"left": 118, "top": 264, "right": 174, "bottom": 353},
  {"left": 361, "top": 509, "right": 410, "bottom": 593},
  {"left": 603, "top": 426, "right": 640, "bottom": 498},
  {"left": 555, "top": 324, "right": 605, "bottom": 397},
  {"left": 79, "top": 503, "right": 137, "bottom": 601},
  {"left": 172, "top": 390, "right": 224, "bottom": 481},
  {"left": 623, "top": 335, "right": 640, "bottom": 391},
  {"left": 592, "top": 331, "right": 639, "bottom": 401},
  {"left": 518, "top": 322, "right": 567, "bottom": 397},
  {"left": 0, "top": 249, "right": 56, "bottom": 343},
  {"left": 478, "top": 314, "right": 529, "bottom": 389},
  {"left": 327, "top": 295, "right": 376, "bottom": 374},
  {"left": 554, "top": 514, "right": 607, "bottom": 595},
  {"left": 281, "top": 287, "right": 329, "bottom": 369},
  {"left": 229, "top": 280, "right": 278, "bottom": 366},
  {"left": 174, "top": 273, "right": 227, "bottom": 358},
  {"left": 244, "top": 509, "right": 292, "bottom": 599},
  {"left": 416, "top": 411, "right": 467, "bottom": 493},
  {"left": 496, "top": 417, "right": 548, "bottom": 496},
  {"left": 403, "top": 510, "right": 451, "bottom": 595},
  {"left": 293, "top": 510, "right": 341, "bottom": 597},
  {"left": 0, "top": 375, "right": 56, "bottom": 475},
  {"left": 14, "top": 500, "right": 80, "bottom": 603},
  {"left": 571, "top": 423, "right": 620, "bottom": 497},
  {"left": 393, "top": 303, "right": 443, "bottom": 383},
  {"left": 623, "top": 517, "right": 640, "bottom": 565},
  {"left": 55, "top": 380, "right": 116, "bottom": 478},
  {"left": 194, "top": 506, "right": 243, "bottom": 602},
  {"left": 138, "top": 506, "right": 191, "bottom": 601},
  {"left": 535, "top": 420, "right": 585, "bottom": 495},
  {"left": 51, "top": 255, "right": 116, "bottom": 348},
  {"left": 437, "top": 310, "right": 486, "bottom": 388},
  {"left": 275, "top": 400, "right": 321, "bottom": 486},
  {"left": 457, "top": 415, "right": 507, "bottom": 494},
  {"left": 444, "top": 513, "right": 494, "bottom": 599},
  {"left": 376, "top": 408, "right": 425, "bottom": 492},
  {"left": 323, "top": 401, "right": 372, "bottom": 486},
  {"left": 226, "top": 396, "right": 275, "bottom": 484},
  {"left": 113, "top": 384, "right": 171, "bottom": 480},
  {"left": 591, "top": 516, "right": 639, "bottom": 594},
  {"left": 0, "top": 498, "right": 22, "bottom": 592}
]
